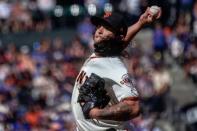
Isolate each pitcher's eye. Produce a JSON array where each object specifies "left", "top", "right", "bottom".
[{"left": 96, "top": 25, "right": 101, "bottom": 29}]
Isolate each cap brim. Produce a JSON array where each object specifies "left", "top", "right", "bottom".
[{"left": 90, "top": 16, "right": 113, "bottom": 30}]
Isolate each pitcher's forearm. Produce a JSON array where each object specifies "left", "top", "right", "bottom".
[
  {"left": 123, "top": 20, "right": 144, "bottom": 45},
  {"left": 89, "top": 100, "right": 140, "bottom": 121},
  {"left": 123, "top": 7, "right": 161, "bottom": 46}
]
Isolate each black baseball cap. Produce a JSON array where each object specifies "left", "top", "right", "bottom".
[{"left": 90, "top": 12, "right": 128, "bottom": 36}]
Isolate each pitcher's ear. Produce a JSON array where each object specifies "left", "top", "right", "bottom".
[
  {"left": 116, "top": 34, "right": 125, "bottom": 40},
  {"left": 120, "top": 34, "right": 125, "bottom": 40}
]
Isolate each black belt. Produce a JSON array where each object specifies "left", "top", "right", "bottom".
[{"left": 106, "top": 128, "right": 116, "bottom": 131}]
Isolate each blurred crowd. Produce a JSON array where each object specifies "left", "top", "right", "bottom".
[
  {"left": 0, "top": 0, "right": 195, "bottom": 33},
  {"left": 0, "top": 0, "right": 197, "bottom": 130},
  {"left": 0, "top": 36, "right": 90, "bottom": 130}
]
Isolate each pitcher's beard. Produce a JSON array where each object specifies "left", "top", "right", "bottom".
[{"left": 93, "top": 38, "right": 125, "bottom": 56}]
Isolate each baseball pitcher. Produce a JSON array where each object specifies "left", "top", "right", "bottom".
[{"left": 71, "top": 7, "right": 161, "bottom": 131}]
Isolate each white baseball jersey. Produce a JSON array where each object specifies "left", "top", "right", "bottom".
[{"left": 71, "top": 53, "right": 138, "bottom": 131}]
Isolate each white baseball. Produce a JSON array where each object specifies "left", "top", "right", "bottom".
[{"left": 149, "top": 5, "right": 160, "bottom": 16}]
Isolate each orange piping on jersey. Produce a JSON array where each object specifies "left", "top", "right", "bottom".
[
  {"left": 84, "top": 55, "right": 102, "bottom": 65},
  {"left": 89, "top": 56, "right": 101, "bottom": 59},
  {"left": 121, "top": 97, "right": 139, "bottom": 102}
]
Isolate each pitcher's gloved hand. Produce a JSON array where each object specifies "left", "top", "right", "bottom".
[{"left": 77, "top": 73, "right": 110, "bottom": 119}]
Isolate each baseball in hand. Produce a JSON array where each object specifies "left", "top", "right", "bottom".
[{"left": 149, "top": 5, "right": 160, "bottom": 16}]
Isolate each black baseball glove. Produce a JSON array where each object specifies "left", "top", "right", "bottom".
[{"left": 77, "top": 73, "right": 110, "bottom": 119}]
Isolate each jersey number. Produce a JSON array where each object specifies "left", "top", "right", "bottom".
[{"left": 76, "top": 70, "right": 88, "bottom": 85}]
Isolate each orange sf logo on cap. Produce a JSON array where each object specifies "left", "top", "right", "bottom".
[{"left": 103, "top": 12, "right": 112, "bottom": 18}]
